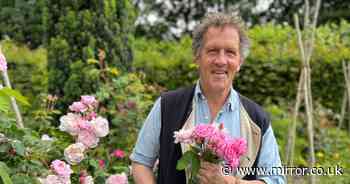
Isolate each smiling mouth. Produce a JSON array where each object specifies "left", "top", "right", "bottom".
[{"left": 211, "top": 71, "right": 227, "bottom": 78}]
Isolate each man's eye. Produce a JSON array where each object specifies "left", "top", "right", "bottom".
[{"left": 226, "top": 50, "right": 237, "bottom": 56}]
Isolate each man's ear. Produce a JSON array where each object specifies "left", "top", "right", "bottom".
[{"left": 194, "top": 53, "right": 200, "bottom": 64}]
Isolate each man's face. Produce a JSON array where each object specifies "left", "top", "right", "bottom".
[{"left": 196, "top": 25, "right": 241, "bottom": 93}]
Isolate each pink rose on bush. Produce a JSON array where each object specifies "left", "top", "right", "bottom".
[
  {"left": 106, "top": 173, "right": 128, "bottom": 184},
  {"left": 0, "top": 52, "right": 7, "bottom": 72},
  {"left": 39, "top": 174, "right": 71, "bottom": 184},
  {"left": 59, "top": 113, "right": 82, "bottom": 136},
  {"left": 77, "top": 130, "right": 99, "bottom": 148},
  {"left": 91, "top": 116, "right": 109, "bottom": 137},
  {"left": 112, "top": 149, "right": 125, "bottom": 158},
  {"left": 79, "top": 175, "right": 94, "bottom": 184},
  {"left": 98, "top": 159, "right": 105, "bottom": 169},
  {"left": 69, "top": 102, "right": 88, "bottom": 113},
  {"left": 81, "top": 95, "right": 97, "bottom": 107},
  {"left": 85, "top": 112, "right": 97, "bottom": 121},
  {"left": 50, "top": 160, "right": 72, "bottom": 178},
  {"left": 64, "top": 143, "right": 86, "bottom": 165}
]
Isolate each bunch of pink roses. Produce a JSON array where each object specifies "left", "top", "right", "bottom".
[
  {"left": 174, "top": 123, "right": 247, "bottom": 168},
  {"left": 59, "top": 95, "right": 109, "bottom": 164},
  {"left": 39, "top": 96, "right": 129, "bottom": 184}
]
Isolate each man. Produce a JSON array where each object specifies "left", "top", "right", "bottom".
[{"left": 130, "top": 12, "right": 285, "bottom": 184}]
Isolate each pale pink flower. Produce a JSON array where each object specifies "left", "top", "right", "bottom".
[
  {"left": 173, "top": 128, "right": 194, "bottom": 144},
  {"left": 39, "top": 174, "right": 70, "bottom": 184},
  {"left": 59, "top": 113, "right": 82, "bottom": 136},
  {"left": 112, "top": 149, "right": 125, "bottom": 158},
  {"left": 81, "top": 95, "right": 97, "bottom": 107},
  {"left": 50, "top": 160, "right": 73, "bottom": 178},
  {"left": 91, "top": 116, "right": 109, "bottom": 137},
  {"left": 106, "top": 173, "right": 128, "bottom": 184},
  {"left": 80, "top": 175, "right": 94, "bottom": 184},
  {"left": 69, "top": 102, "right": 88, "bottom": 113},
  {"left": 77, "top": 130, "right": 99, "bottom": 148},
  {"left": 64, "top": 143, "right": 86, "bottom": 165},
  {"left": 78, "top": 120, "right": 95, "bottom": 132},
  {"left": 0, "top": 52, "right": 7, "bottom": 72},
  {"left": 85, "top": 112, "right": 97, "bottom": 121}
]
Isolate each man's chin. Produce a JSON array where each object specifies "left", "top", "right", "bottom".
[{"left": 209, "top": 83, "right": 230, "bottom": 93}]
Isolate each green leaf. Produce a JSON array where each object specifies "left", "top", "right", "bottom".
[
  {"left": 11, "top": 140, "right": 25, "bottom": 156},
  {"left": 191, "top": 154, "right": 200, "bottom": 177},
  {"left": 0, "top": 87, "right": 30, "bottom": 106},
  {"left": 0, "top": 96, "right": 10, "bottom": 112},
  {"left": 88, "top": 159, "right": 99, "bottom": 169},
  {"left": 0, "top": 162, "right": 13, "bottom": 184},
  {"left": 176, "top": 150, "right": 198, "bottom": 171}
]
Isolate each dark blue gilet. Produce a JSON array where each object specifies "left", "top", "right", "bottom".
[{"left": 157, "top": 86, "right": 270, "bottom": 184}]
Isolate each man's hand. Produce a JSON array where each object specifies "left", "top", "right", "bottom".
[
  {"left": 197, "top": 161, "right": 266, "bottom": 184},
  {"left": 198, "top": 161, "right": 238, "bottom": 184}
]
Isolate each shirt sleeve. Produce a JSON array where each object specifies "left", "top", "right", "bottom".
[
  {"left": 256, "top": 126, "right": 286, "bottom": 184},
  {"left": 129, "top": 97, "right": 161, "bottom": 168}
]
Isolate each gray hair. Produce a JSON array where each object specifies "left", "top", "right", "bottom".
[{"left": 192, "top": 12, "right": 250, "bottom": 61}]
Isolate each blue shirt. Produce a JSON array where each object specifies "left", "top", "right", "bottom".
[{"left": 130, "top": 82, "right": 286, "bottom": 184}]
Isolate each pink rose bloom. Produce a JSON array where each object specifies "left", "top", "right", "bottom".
[
  {"left": 69, "top": 102, "right": 88, "bottom": 113},
  {"left": 91, "top": 116, "right": 109, "bottom": 137},
  {"left": 85, "top": 112, "right": 97, "bottom": 121},
  {"left": 64, "top": 143, "right": 86, "bottom": 165},
  {"left": 79, "top": 175, "right": 94, "bottom": 184},
  {"left": 222, "top": 138, "right": 247, "bottom": 168},
  {"left": 193, "top": 124, "right": 216, "bottom": 140},
  {"left": 98, "top": 159, "right": 105, "bottom": 169},
  {"left": 112, "top": 149, "right": 125, "bottom": 158},
  {"left": 173, "top": 128, "right": 194, "bottom": 144},
  {"left": 39, "top": 174, "right": 71, "bottom": 184},
  {"left": 59, "top": 113, "right": 82, "bottom": 136},
  {"left": 106, "top": 173, "right": 128, "bottom": 184},
  {"left": 50, "top": 160, "right": 73, "bottom": 178},
  {"left": 207, "top": 130, "right": 226, "bottom": 145},
  {"left": 0, "top": 52, "right": 7, "bottom": 72},
  {"left": 232, "top": 138, "right": 247, "bottom": 156},
  {"left": 77, "top": 130, "right": 99, "bottom": 148},
  {"left": 81, "top": 95, "right": 97, "bottom": 107},
  {"left": 78, "top": 120, "right": 95, "bottom": 132}
]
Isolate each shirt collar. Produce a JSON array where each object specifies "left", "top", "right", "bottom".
[{"left": 194, "top": 80, "right": 238, "bottom": 112}]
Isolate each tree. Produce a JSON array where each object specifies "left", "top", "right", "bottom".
[
  {"left": 134, "top": 0, "right": 350, "bottom": 40},
  {"left": 0, "top": 0, "right": 47, "bottom": 49},
  {"left": 46, "top": 0, "right": 136, "bottom": 110}
]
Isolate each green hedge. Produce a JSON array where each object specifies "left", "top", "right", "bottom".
[{"left": 133, "top": 21, "right": 350, "bottom": 111}]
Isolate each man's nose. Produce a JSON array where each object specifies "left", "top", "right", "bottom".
[{"left": 214, "top": 50, "right": 227, "bottom": 65}]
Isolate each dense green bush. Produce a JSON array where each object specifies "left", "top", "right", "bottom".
[{"left": 0, "top": 0, "right": 47, "bottom": 49}]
